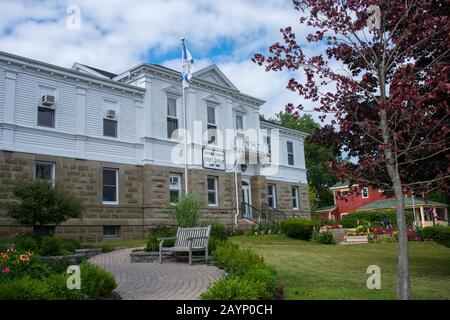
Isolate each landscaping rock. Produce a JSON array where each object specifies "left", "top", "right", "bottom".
[{"left": 130, "top": 251, "right": 176, "bottom": 263}]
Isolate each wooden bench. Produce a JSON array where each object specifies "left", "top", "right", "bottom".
[{"left": 158, "top": 226, "right": 211, "bottom": 265}]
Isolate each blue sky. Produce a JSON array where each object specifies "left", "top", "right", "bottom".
[{"left": 1, "top": 0, "right": 322, "bottom": 119}]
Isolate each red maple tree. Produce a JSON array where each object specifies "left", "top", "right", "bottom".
[{"left": 254, "top": 0, "right": 449, "bottom": 299}]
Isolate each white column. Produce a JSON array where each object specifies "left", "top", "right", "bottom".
[
  {"left": 75, "top": 87, "right": 86, "bottom": 159},
  {"left": 3, "top": 70, "right": 17, "bottom": 149},
  {"left": 137, "top": 76, "right": 153, "bottom": 164}
]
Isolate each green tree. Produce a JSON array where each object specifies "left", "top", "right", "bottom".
[
  {"left": 3, "top": 179, "right": 84, "bottom": 227},
  {"left": 270, "top": 112, "right": 337, "bottom": 207}
]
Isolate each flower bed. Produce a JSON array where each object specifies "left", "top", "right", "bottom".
[{"left": 0, "top": 247, "right": 117, "bottom": 300}]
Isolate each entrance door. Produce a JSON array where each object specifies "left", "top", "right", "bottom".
[{"left": 241, "top": 181, "right": 252, "bottom": 219}]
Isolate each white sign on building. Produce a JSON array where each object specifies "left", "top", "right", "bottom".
[{"left": 202, "top": 148, "right": 226, "bottom": 171}]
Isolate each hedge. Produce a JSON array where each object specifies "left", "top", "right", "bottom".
[
  {"left": 340, "top": 209, "right": 414, "bottom": 228},
  {"left": 417, "top": 226, "right": 450, "bottom": 248},
  {"left": 280, "top": 218, "right": 313, "bottom": 240}
]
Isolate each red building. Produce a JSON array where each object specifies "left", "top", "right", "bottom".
[{"left": 316, "top": 182, "right": 388, "bottom": 221}]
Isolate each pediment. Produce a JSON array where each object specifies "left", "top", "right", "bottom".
[
  {"left": 194, "top": 65, "right": 238, "bottom": 91},
  {"left": 163, "top": 84, "right": 183, "bottom": 96}
]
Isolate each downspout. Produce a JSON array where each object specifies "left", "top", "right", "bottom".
[{"left": 234, "top": 149, "right": 241, "bottom": 227}]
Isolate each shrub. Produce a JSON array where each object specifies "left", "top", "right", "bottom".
[
  {"left": 280, "top": 218, "right": 313, "bottom": 240},
  {"left": 317, "top": 232, "right": 334, "bottom": 244},
  {"left": 200, "top": 277, "right": 261, "bottom": 300},
  {"left": 212, "top": 241, "right": 264, "bottom": 276},
  {"left": 208, "top": 221, "right": 228, "bottom": 241},
  {"left": 418, "top": 226, "right": 450, "bottom": 247},
  {"left": 145, "top": 227, "right": 177, "bottom": 252},
  {"left": 15, "top": 236, "right": 38, "bottom": 252},
  {"left": 62, "top": 239, "right": 82, "bottom": 253},
  {"left": 203, "top": 241, "right": 279, "bottom": 300},
  {"left": 40, "top": 236, "right": 64, "bottom": 256},
  {"left": 45, "top": 273, "right": 85, "bottom": 300},
  {"left": 2, "top": 179, "right": 84, "bottom": 228},
  {"left": 79, "top": 261, "right": 117, "bottom": 299},
  {"left": 340, "top": 209, "right": 414, "bottom": 228},
  {"left": 172, "top": 194, "right": 201, "bottom": 228},
  {"left": 242, "top": 264, "right": 278, "bottom": 298},
  {"left": 0, "top": 276, "right": 52, "bottom": 300}
]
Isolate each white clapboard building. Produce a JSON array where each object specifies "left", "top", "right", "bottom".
[{"left": 0, "top": 50, "right": 310, "bottom": 240}]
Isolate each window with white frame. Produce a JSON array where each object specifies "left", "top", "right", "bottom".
[
  {"left": 169, "top": 173, "right": 182, "bottom": 204},
  {"left": 207, "top": 105, "right": 217, "bottom": 145},
  {"left": 235, "top": 114, "right": 245, "bottom": 147},
  {"left": 103, "top": 168, "right": 118, "bottom": 204},
  {"left": 265, "top": 135, "right": 272, "bottom": 162},
  {"left": 268, "top": 184, "right": 277, "bottom": 208},
  {"left": 287, "top": 141, "right": 295, "bottom": 166},
  {"left": 207, "top": 176, "right": 218, "bottom": 206},
  {"left": 35, "top": 162, "right": 55, "bottom": 186},
  {"left": 292, "top": 186, "right": 300, "bottom": 210},
  {"left": 362, "top": 187, "right": 369, "bottom": 199},
  {"left": 167, "top": 96, "right": 178, "bottom": 139}
]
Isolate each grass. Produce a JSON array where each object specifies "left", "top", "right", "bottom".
[
  {"left": 82, "top": 238, "right": 147, "bottom": 249},
  {"left": 232, "top": 234, "right": 450, "bottom": 300}
]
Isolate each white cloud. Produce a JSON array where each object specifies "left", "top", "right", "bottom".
[{"left": 1, "top": 0, "right": 326, "bottom": 120}]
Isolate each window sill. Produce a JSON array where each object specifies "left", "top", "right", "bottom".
[{"left": 103, "top": 201, "right": 119, "bottom": 205}]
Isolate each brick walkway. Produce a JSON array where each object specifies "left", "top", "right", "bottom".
[{"left": 89, "top": 248, "right": 224, "bottom": 300}]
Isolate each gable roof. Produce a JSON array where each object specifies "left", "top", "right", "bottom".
[
  {"left": 193, "top": 64, "right": 238, "bottom": 91},
  {"left": 72, "top": 62, "right": 118, "bottom": 79}
]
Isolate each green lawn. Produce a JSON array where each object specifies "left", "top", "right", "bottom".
[{"left": 232, "top": 234, "right": 450, "bottom": 300}]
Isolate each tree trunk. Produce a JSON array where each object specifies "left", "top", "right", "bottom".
[
  {"left": 390, "top": 168, "right": 411, "bottom": 300},
  {"left": 379, "top": 62, "right": 411, "bottom": 299},
  {"left": 380, "top": 107, "right": 411, "bottom": 300}
]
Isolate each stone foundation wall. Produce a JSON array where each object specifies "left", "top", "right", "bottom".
[
  {"left": 250, "top": 175, "right": 310, "bottom": 219},
  {"left": 0, "top": 150, "right": 310, "bottom": 241}
]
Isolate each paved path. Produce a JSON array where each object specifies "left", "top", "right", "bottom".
[{"left": 89, "top": 248, "right": 224, "bottom": 300}]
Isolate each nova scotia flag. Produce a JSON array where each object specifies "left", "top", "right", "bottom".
[{"left": 181, "top": 38, "right": 195, "bottom": 88}]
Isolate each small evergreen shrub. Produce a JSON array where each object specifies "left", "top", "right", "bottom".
[
  {"left": 200, "top": 277, "right": 261, "bottom": 300},
  {"left": 280, "top": 218, "right": 313, "bottom": 240},
  {"left": 15, "top": 236, "right": 38, "bottom": 252},
  {"left": 317, "top": 232, "right": 334, "bottom": 244},
  {"left": 79, "top": 261, "right": 117, "bottom": 299},
  {"left": 62, "top": 239, "right": 82, "bottom": 253},
  {"left": 209, "top": 221, "right": 228, "bottom": 241},
  {"left": 40, "top": 236, "right": 64, "bottom": 256},
  {"left": 242, "top": 264, "right": 278, "bottom": 298}
]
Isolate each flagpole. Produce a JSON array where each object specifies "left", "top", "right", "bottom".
[{"left": 181, "top": 37, "right": 189, "bottom": 195}]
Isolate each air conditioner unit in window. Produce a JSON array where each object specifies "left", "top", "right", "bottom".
[
  {"left": 106, "top": 109, "right": 116, "bottom": 118},
  {"left": 41, "top": 95, "right": 55, "bottom": 106}
]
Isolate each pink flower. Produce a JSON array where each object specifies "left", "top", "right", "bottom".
[{"left": 2, "top": 267, "right": 10, "bottom": 273}]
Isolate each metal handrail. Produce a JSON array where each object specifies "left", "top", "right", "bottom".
[
  {"left": 241, "top": 202, "right": 268, "bottom": 224},
  {"left": 261, "top": 203, "right": 293, "bottom": 221}
]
